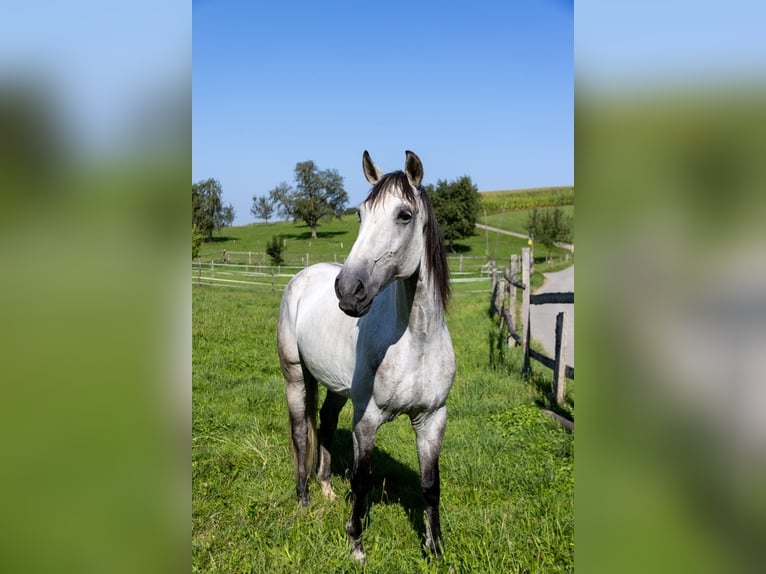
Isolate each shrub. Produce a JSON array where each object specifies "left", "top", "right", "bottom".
[{"left": 266, "top": 234, "right": 285, "bottom": 266}]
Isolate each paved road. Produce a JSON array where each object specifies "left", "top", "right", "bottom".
[{"left": 530, "top": 265, "right": 574, "bottom": 368}]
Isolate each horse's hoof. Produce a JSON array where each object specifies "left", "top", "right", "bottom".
[
  {"left": 319, "top": 481, "right": 337, "bottom": 500},
  {"left": 426, "top": 537, "right": 444, "bottom": 558},
  {"left": 351, "top": 544, "right": 366, "bottom": 563}
]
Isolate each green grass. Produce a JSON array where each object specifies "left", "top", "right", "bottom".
[{"left": 193, "top": 283, "right": 574, "bottom": 573}]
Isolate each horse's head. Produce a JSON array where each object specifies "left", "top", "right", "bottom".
[{"left": 335, "top": 150, "right": 448, "bottom": 318}]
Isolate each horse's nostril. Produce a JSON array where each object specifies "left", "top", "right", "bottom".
[{"left": 353, "top": 280, "right": 366, "bottom": 301}]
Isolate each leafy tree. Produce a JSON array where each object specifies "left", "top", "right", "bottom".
[
  {"left": 192, "top": 178, "right": 235, "bottom": 241},
  {"left": 292, "top": 161, "right": 348, "bottom": 239},
  {"left": 266, "top": 234, "right": 285, "bottom": 266},
  {"left": 268, "top": 182, "right": 295, "bottom": 222},
  {"left": 428, "top": 175, "right": 481, "bottom": 252},
  {"left": 251, "top": 195, "right": 275, "bottom": 223},
  {"left": 222, "top": 205, "right": 235, "bottom": 227},
  {"left": 526, "top": 207, "right": 572, "bottom": 262},
  {"left": 267, "top": 162, "right": 348, "bottom": 238}
]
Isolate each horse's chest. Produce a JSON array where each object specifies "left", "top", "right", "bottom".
[{"left": 372, "top": 341, "right": 453, "bottom": 414}]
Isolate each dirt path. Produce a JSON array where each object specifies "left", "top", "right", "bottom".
[
  {"left": 475, "top": 223, "right": 574, "bottom": 251},
  {"left": 529, "top": 265, "right": 574, "bottom": 367}
]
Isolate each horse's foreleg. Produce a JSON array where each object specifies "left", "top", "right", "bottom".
[
  {"left": 346, "top": 409, "right": 379, "bottom": 562},
  {"left": 317, "top": 390, "right": 347, "bottom": 499},
  {"left": 412, "top": 406, "right": 447, "bottom": 557}
]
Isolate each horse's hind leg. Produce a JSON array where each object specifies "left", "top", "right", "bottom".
[
  {"left": 317, "top": 390, "right": 347, "bottom": 499},
  {"left": 284, "top": 362, "right": 318, "bottom": 507},
  {"left": 411, "top": 406, "right": 448, "bottom": 556}
]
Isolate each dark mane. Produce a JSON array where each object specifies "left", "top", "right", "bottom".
[{"left": 364, "top": 172, "right": 451, "bottom": 310}]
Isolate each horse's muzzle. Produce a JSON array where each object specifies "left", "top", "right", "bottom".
[{"left": 335, "top": 273, "right": 372, "bottom": 317}]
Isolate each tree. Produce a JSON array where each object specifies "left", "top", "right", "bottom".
[
  {"left": 192, "top": 178, "right": 235, "bottom": 241},
  {"left": 526, "top": 207, "right": 572, "bottom": 262},
  {"left": 265, "top": 161, "right": 348, "bottom": 238},
  {"left": 268, "top": 182, "right": 295, "bottom": 222},
  {"left": 291, "top": 161, "right": 348, "bottom": 239},
  {"left": 251, "top": 195, "right": 275, "bottom": 223},
  {"left": 428, "top": 175, "right": 481, "bottom": 252}
]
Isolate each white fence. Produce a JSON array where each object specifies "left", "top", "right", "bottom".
[{"left": 192, "top": 253, "right": 496, "bottom": 292}]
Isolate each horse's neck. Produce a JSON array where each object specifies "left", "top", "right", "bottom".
[{"left": 393, "top": 268, "right": 443, "bottom": 337}]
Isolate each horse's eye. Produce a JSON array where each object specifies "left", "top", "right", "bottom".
[{"left": 397, "top": 210, "right": 412, "bottom": 224}]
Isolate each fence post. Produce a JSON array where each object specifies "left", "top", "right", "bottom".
[
  {"left": 306, "top": 253, "right": 309, "bottom": 268},
  {"left": 211, "top": 259, "right": 215, "bottom": 279},
  {"left": 498, "top": 269, "right": 507, "bottom": 321},
  {"left": 510, "top": 254, "right": 518, "bottom": 323},
  {"left": 521, "top": 247, "right": 531, "bottom": 372},
  {"left": 249, "top": 251, "right": 252, "bottom": 265},
  {"left": 553, "top": 311, "right": 568, "bottom": 405},
  {"left": 271, "top": 267, "right": 275, "bottom": 293},
  {"left": 459, "top": 254, "right": 463, "bottom": 273},
  {"left": 196, "top": 261, "right": 201, "bottom": 285}
]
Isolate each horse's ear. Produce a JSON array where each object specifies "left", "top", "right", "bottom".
[
  {"left": 362, "top": 150, "right": 384, "bottom": 185},
  {"left": 404, "top": 150, "right": 423, "bottom": 188}
]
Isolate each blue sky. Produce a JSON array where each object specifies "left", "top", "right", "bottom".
[
  {"left": 193, "top": 0, "right": 573, "bottom": 225},
  {"left": 576, "top": 2, "right": 766, "bottom": 90}
]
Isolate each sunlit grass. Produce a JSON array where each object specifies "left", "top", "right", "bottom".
[{"left": 192, "top": 284, "right": 573, "bottom": 573}]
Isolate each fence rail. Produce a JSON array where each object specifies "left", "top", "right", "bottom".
[
  {"left": 192, "top": 254, "right": 493, "bottom": 292},
  {"left": 196, "top": 249, "right": 492, "bottom": 269}
]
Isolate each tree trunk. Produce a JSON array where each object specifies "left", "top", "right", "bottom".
[{"left": 311, "top": 225, "right": 318, "bottom": 240}]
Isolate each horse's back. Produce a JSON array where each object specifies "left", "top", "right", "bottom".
[{"left": 277, "top": 263, "right": 357, "bottom": 395}]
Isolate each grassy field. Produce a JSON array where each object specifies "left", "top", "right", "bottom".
[{"left": 192, "top": 279, "right": 574, "bottom": 573}]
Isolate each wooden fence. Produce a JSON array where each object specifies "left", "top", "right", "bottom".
[{"left": 490, "top": 247, "right": 574, "bottom": 408}]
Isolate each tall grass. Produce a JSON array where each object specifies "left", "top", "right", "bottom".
[{"left": 193, "top": 283, "right": 573, "bottom": 573}]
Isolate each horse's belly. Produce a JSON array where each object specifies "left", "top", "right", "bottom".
[
  {"left": 295, "top": 295, "right": 358, "bottom": 396},
  {"left": 300, "top": 338, "right": 356, "bottom": 396}
]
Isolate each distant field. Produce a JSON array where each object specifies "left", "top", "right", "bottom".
[{"left": 480, "top": 186, "right": 574, "bottom": 213}]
